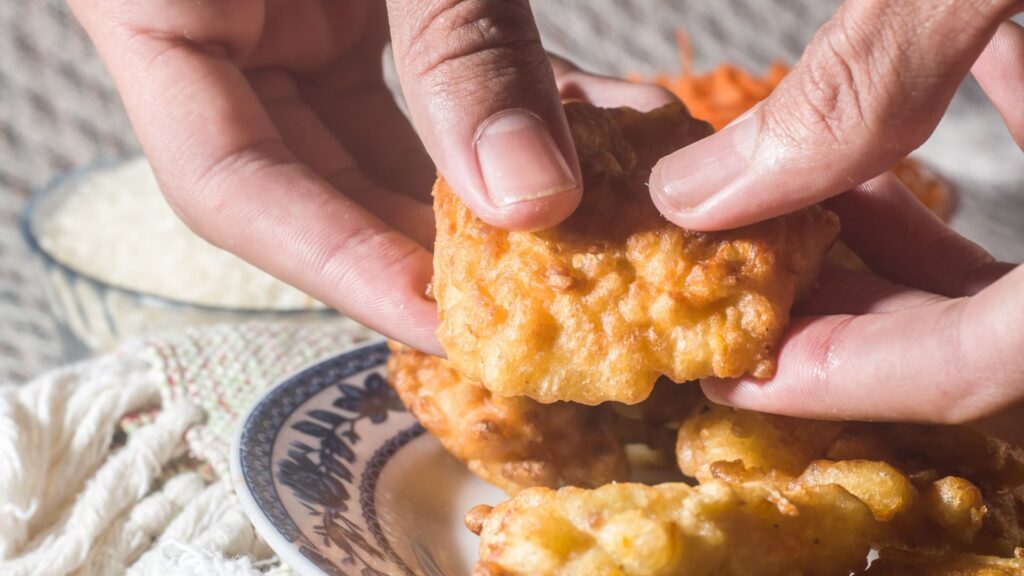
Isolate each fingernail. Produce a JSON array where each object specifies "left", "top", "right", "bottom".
[
  {"left": 474, "top": 110, "right": 577, "bottom": 208},
  {"left": 651, "top": 110, "right": 760, "bottom": 213}
]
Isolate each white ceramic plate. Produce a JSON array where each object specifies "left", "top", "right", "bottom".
[
  {"left": 231, "top": 340, "right": 506, "bottom": 576},
  {"left": 232, "top": 339, "right": 687, "bottom": 575},
  {"left": 233, "top": 341, "right": 890, "bottom": 575}
]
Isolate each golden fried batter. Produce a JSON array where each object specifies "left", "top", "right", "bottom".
[
  {"left": 675, "top": 402, "right": 1024, "bottom": 554},
  {"left": 677, "top": 402, "right": 845, "bottom": 480},
  {"left": 468, "top": 480, "right": 878, "bottom": 576},
  {"left": 386, "top": 341, "right": 628, "bottom": 493},
  {"left": 830, "top": 423, "right": 1024, "bottom": 556},
  {"left": 386, "top": 343, "right": 701, "bottom": 492},
  {"left": 791, "top": 460, "right": 920, "bottom": 523},
  {"left": 433, "top": 102, "right": 840, "bottom": 405}
]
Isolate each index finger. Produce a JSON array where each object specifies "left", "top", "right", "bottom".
[
  {"left": 703, "top": 263, "right": 1024, "bottom": 425},
  {"left": 69, "top": 0, "right": 441, "bottom": 353}
]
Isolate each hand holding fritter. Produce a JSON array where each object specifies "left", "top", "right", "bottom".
[{"left": 433, "top": 101, "right": 839, "bottom": 405}]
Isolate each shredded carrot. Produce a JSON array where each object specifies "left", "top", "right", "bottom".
[
  {"left": 638, "top": 31, "right": 788, "bottom": 130},
  {"left": 889, "top": 157, "right": 953, "bottom": 220}
]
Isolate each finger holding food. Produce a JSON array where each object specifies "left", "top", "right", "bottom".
[{"left": 433, "top": 101, "right": 839, "bottom": 405}]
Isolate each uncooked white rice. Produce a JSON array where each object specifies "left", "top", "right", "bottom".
[{"left": 38, "top": 158, "right": 325, "bottom": 310}]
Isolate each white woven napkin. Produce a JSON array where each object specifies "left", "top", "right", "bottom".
[{"left": 0, "top": 321, "right": 376, "bottom": 575}]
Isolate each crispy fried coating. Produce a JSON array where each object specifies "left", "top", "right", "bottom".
[
  {"left": 469, "top": 480, "right": 878, "bottom": 576},
  {"left": 677, "top": 402, "right": 845, "bottom": 481},
  {"left": 433, "top": 101, "right": 840, "bottom": 405},
  {"left": 387, "top": 343, "right": 702, "bottom": 492},
  {"left": 675, "top": 402, "right": 1024, "bottom": 553},
  {"left": 792, "top": 460, "right": 920, "bottom": 523},
  {"left": 860, "top": 548, "right": 1024, "bottom": 576},
  {"left": 386, "top": 342, "right": 628, "bottom": 493},
  {"left": 830, "top": 423, "right": 1024, "bottom": 556}
]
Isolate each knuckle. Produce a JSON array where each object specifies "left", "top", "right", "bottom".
[
  {"left": 170, "top": 139, "right": 290, "bottom": 229},
  {"left": 402, "top": 0, "right": 544, "bottom": 90},
  {"left": 766, "top": 2, "right": 916, "bottom": 156},
  {"left": 318, "top": 226, "right": 424, "bottom": 288},
  {"left": 783, "top": 29, "right": 871, "bottom": 150}
]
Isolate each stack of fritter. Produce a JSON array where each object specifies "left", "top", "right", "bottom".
[
  {"left": 386, "top": 101, "right": 1023, "bottom": 575},
  {"left": 392, "top": 345, "right": 1024, "bottom": 576}
]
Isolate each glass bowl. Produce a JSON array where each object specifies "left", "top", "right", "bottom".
[{"left": 21, "top": 156, "right": 345, "bottom": 360}]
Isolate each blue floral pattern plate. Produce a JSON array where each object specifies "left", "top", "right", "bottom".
[{"left": 231, "top": 340, "right": 505, "bottom": 576}]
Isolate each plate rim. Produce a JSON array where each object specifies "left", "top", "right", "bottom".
[{"left": 230, "top": 337, "right": 403, "bottom": 576}]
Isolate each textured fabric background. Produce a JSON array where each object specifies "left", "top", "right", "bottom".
[{"left": 2, "top": 1, "right": 1022, "bottom": 382}]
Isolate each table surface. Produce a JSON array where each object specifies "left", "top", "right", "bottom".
[{"left": 2, "top": 0, "right": 1022, "bottom": 382}]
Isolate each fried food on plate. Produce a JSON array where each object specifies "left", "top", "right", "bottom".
[
  {"left": 387, "top": 344, "right": 701, "bottom": 492},
  {"left": 676, "top": 401, "right": 845, "bottom": 481},
  {"left": 386, "top": 342, "right": 628, "bottom": 493},
  {"left": 790, "top": 460, "right": 920, "bottom": 523},
  {"left": 466, "top": 480, "right": 878, "bottom": 576},
  {"left": 433, "top": 101, "right": 840, "bottom": 405},
  {"left": 860, "top": 548, "right": 1024, "bottom": 575},
  {"left": 675, "top": 402, "right": 1019, "bottom": 551},
  {"left": 704, "top": 457, "right": 953, "bottom": 545},
  {"left": 830, "top": 423, "right": 1024, "bottom": 556}
]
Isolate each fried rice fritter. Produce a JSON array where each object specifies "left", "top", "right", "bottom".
[
  {"left": 433, "top": 101, "right": 840, "bottom": 405},
  {"left": 467, "top": 480, "right": 879, "bottom": 576},
  {"left": 387, "top": 342, "right": 703, "bottom": 492},
  {"left": 676, "top": 402, "right": 1023, "bottom": 554},
  {"left": 386, "top": 341, "right": 628, "bottom": 493},
  {"left": 831, "top": 423, "right": 1024, "bottom": 556}
]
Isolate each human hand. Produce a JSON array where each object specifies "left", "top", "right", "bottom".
[
  {"left": 700, "top": 173, "right": 1023, "bottom": 442},
  {"left": 640, "top": 0, "right": 1024, "bottom": 434},
  {"left": 649, "top": 1, "right": 1024, "bottom": 229},
  {"left": 67, "top": 0, "right": 675, "bottom": 354}
]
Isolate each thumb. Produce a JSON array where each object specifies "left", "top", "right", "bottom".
[
  {"left": 387, "top": 0, "right": 580, "bottom": 231},
  {"left": 649, "top": 0, "right": 1020, "bottom": 231}
]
